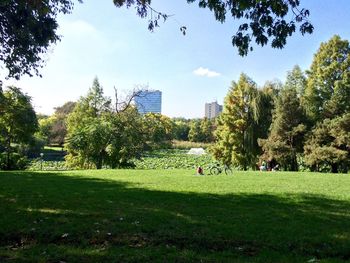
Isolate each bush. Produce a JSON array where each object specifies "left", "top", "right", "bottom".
[
  {"left": 0, "top": 152, "right": 29, "bottom": 170},
  {"left": 172, "top": 140, "right": 213, "bottom": 150},
  {"left": 18, "top": 136, "right": 46, "bottom": 158},
  {"left": 27, "top": 160, "right": 68, "bottom": 171}
]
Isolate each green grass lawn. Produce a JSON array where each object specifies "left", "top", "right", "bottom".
[{"left": 0, "top": 170, "right": 350, "bottom": 262}]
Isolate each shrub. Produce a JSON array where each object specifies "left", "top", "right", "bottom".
[
  {"left": 172, "top": 140, "right": 213, "bottom": 150},
  {"left": 0, "top": 152, "right": 29, "bottom": 170}
]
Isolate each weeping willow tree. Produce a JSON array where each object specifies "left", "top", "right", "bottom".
[{"left": 211, "top": 74, "right": 274, "bottom": 170}]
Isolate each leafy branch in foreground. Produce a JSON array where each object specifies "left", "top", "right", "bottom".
[
  {"left": 0, "top": 1, "right": 312, "bottom": 80},
  {"left": 114, "top": 0, "right": 313, "bottom": 55},
  {"left": 0, "top": 0, "right": 82, "bottom": 80}
]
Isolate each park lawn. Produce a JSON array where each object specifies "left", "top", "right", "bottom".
[{"left": 0, "top": 170, "right": 350, "bottom": 262}]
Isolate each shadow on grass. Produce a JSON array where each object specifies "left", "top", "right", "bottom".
[{"left": 0, "top": 171, "right": 350, "bottom": 262}]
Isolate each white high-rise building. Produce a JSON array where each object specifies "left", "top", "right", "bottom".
[{"left": 205, "top": 101, "right": 222, "bottom": 119}]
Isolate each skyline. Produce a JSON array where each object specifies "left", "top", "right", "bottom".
[{"left": 2, "top": 1, "right": 350, "bottom": 118}]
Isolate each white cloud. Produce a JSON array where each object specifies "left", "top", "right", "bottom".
[{"left": 193, "top": 67, "right": 221, "bottom": 77}]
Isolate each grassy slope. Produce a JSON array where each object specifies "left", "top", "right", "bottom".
[{"left": 0, "top": 170, "right": 350, "bottom": 262}]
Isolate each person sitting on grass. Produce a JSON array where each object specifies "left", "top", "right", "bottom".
[
  {"left": 272, "top": 164, "right": 279, "bottom": 171},
  {"left": 260, "top": 161, "right": 267, "bottom": 171},
  {"left": 197, "top": 166, "right": 204, "bottom": 175}
]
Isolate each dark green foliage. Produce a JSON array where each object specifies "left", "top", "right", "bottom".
[
  {"left": 0, "top": 0, "right": 82, "bottom": 79},
  {"left": 0, "top": 152, "right": 28, "bottom": 170},
  {"left": 299, "top": 36, "right": 350, "bottom": 172},
  {"left": 0, "top": 86, "right": 38, "bottom": 169},
  {"left": 172, "top": 118, "right": 190, "bottom": 141},
  {"left": 253, "top": 82, "right": 278, "bottom": 143},
  {"left": 259, "top": 87, "right": 307, "bottom": 171},
  {"left": 304, "top": 114, "right": 350, "bottom": 173},
  {"left": 19, "top": 136, "right": 46, "bottom": 159}
]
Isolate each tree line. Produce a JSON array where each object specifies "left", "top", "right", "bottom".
[
  {"left": 0, "top": 78, "right": 216, "bottom": 170},
  {"left": 212, "top": 35, "right": 350, "bottom": 173},
  {"left": 1, "top": 35, "right": 349, "bottom": 172}
]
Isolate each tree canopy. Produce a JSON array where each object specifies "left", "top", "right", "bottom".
[
  {"left": 259, "top": 86, "right": 306, "bottom": 171},
  {"left": 37, "top": 101, "right": 76, "bottom": 146},
  {"left": 285, "top": 65, "right": 307, "bottom": 98},
  {"left": 212, "top": 74, "right": 262, "bottom": 169},
  {"left": 0, "top": 86, "right": 38, "bottom": 169},
  {"left": 114, "top": 0, "right": 313, "bottom": 56},
  {"left": 0, "top": 0, "right": 312, "bottom": 79},
  {"left": 65, "top": 78, "right": 146, "bottom": 169},
  {"left": 0, "top": 0, "right": 82, "bottom": 80},
  {"left": 304, "top": 114, "right": 350, "bottom": 173},
  {"left": 304, "top": 35, "right": 350, "bottom": 122}
]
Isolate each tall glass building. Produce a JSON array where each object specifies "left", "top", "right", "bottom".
[{"left": 134, "top": 90, "right": 162, "bottom": 114}]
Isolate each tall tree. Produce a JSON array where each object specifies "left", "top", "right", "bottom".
[
  {"left": 65, "top": 78, "right": 144, "bottom": 169},
  {"left": 212, "top": 74, "right": 259, "bottom": 170},
  {"left": 285, "top": 65, "right": 307, "bottom": 98},
  {"left": 65, "top": 78, "right": 111, "bottom": 169},
  {"left": 304, "top": 35, "right": 350, "bottom": 122},
  {"left": 0, "top": 86, "right": 38, "bottom": 169},
  {"left": 259, "top": 87, "right": 306, "bottom": 171},
  {"left": 253, "top": 81, "right": 278, "bottom": 142},
  {"left": 67, "top": 78, "right": 111, "bottom": 128}
]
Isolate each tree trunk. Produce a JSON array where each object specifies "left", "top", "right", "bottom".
[
  {"left": 310, "top": 164, "right": 317, "bottom": 172},
  {"left": 96, "top": 158, "right": 102, "bottom": 169},
  {"left": 291, "top": 156, "right": 298, "bottom": 171},
  {"left": 6, "top": 136, "right": 11, "bottom": 170},
  {"left": 96, "top": 153, "right": 104, "bottom": 169},
  {"left": 290, "top": 147, "right": 298, "bottom": 171},
  {"left": 331, "top": 163, "right": 338, "bottom": 173}
]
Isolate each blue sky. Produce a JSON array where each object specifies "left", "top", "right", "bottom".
[{"left": 3, "top": 0, "right": 350, "bottom": 118}]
